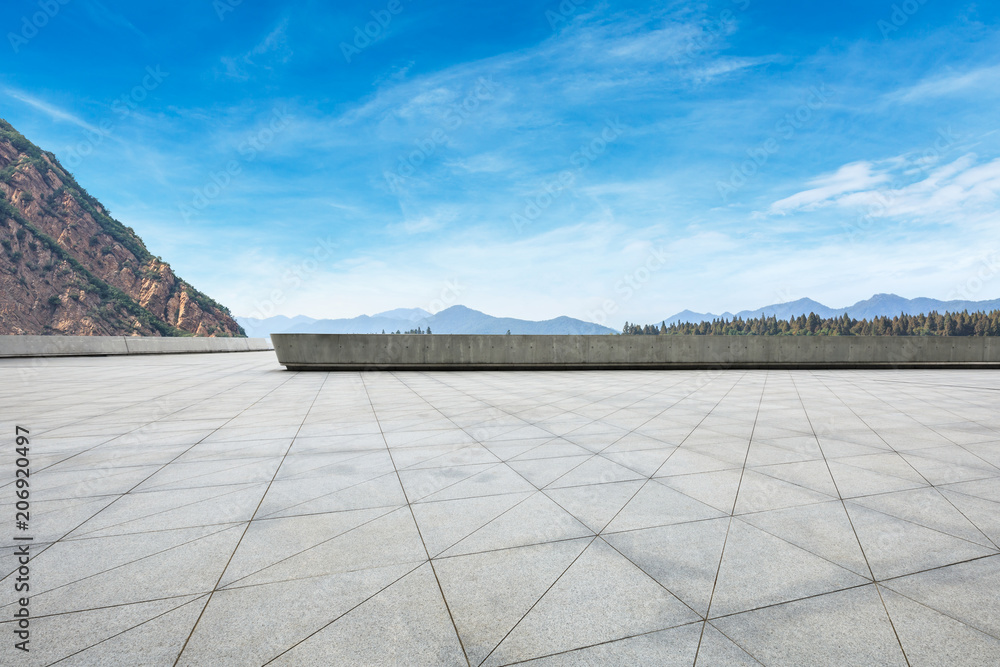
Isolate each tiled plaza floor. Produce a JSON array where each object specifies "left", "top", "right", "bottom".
[{"left": 2, "top": 351, "right": 1000, "bottom": 665}]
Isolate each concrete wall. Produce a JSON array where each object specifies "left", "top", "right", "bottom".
[
  {"left": 0, "top": 335, "right": 272, "bottom": 359},
  {"left": 272, "top": 333, "right": 1000, "bottom": 370}
]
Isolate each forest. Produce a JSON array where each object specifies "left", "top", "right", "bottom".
[{"left": 623, "top": 311, "right": 1000, "bottom": 336}]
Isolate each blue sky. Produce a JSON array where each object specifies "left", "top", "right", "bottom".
[{"left": 3, "top": 0, "right": 999, "bottom": 326}]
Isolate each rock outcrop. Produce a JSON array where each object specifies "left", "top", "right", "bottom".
[{"left": 0, "top": 118, "right": 244, "bottom": 336}]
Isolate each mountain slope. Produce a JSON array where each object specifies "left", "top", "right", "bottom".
[
  {"left": 0, "top": 119, "right": 243, "bottom": 336},
  {"left": 238, "top": 305, "right": 617, "bottom": 336},
  {"left": 735, "top": 298, "right": 842, "bottom": 320}
]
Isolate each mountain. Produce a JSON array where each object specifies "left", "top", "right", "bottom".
[
  {"left": 661, "top": 309, "right": 733, "bottom": 326},
  {"left": 662, "top": 293, "right": 1000, "bottom": 326},
  {"left": 238, "top": 305, "right": 617, "bottom": 336},
  {"left": 735, "top": 298, "right": 842, "bottom": 320},
  {"left": 374, "top": 307, "right": 431, "bottom": 321},
  {"left": 0, "top": 119, "right": 243, "bottom": 336}
]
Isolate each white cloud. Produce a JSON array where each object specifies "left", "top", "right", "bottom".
[
  {"left": 889, "top": 64, "right": 1000, "bottom": 103},
  {"left": 766, "top": 153, "right": 1000, "bottom": 223},
  {"left": 768, "top": 162, "right": 888, "bottom": 214},
  {"left": 3, "top": 89, "right": 101, "bottom": 134}
]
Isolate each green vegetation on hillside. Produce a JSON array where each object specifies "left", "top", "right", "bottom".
[
  {"left": 0, "top": 197, "right": 187, "bottom": 336},
  {"left": 1, "top": 119, "right": 242, "bottom": 335},
  {"left": 624, "top": 311, "right": 1000, "bottom": 336}
]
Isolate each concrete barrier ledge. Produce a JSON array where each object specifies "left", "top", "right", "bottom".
[
  {"left": 272, "top": 333, "right": 1000, "bottom": 370},
  {"left": 0, "top": 335, "right": 272, "bottom": 359}
]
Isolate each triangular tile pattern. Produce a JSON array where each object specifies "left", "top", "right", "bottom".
[
  {"left": 481, "top": 539, "right": 699, "bottom": 666},
  {"left": 18, "top": 595, "right": 205, "bottom": 666},
  {"left": 183, "top": 562, "right": 418, "bottom": 665},
  {"left": 711, "top": 585, "right": 908, "bottom": 666},
  {"left": 879, "top": 586, "right": 1000, "bottom": 666},
  {"left": 267, "top": 563, "right": 468, "bottom": 665},
  {"left": 708, "top": 519, "right": 870, "bottom": 617},
  {"left": 512, "top": 622, "right": 704, "bottom": 666},
  {"left": 433, "top": 538, "right": 591, "bottom": 666},
  {"left": 604, "top": 518, "right": 730, "bottom": 616},
  {"left": 8, "top": 362, "right": 1000, "bottom": 665},
  {"left": 694, "top": 623, "right": 762, "bottom": 666},
  {"left": 844, "top": 502, "right": 996, "bottom": 580},
  {"left": 544, "top": 480, "right": 645, "bottom": 533}
]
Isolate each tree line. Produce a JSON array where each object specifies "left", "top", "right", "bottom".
[{"left": 623, "top": 310, "right": 1000, "bottom": 336}]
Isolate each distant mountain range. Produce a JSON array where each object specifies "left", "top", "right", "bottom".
[
  {"left": 659, "top": 294, "right": 1000, "bottom": 326},
  {"left": 238, "top": 305, "right": 618, "bottom": 337},
  {"left": 239, "top": 294, "right": 1000, "bottom": 338}
]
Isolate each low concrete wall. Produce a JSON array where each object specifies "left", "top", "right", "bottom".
[
  {"left": 271, "top": 333, "right": 1000, "bottom": 370},
  {"left": 0, "top": 335, "right": 272, "bottom": 359}
]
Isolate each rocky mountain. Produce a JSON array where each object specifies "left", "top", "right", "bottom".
[
  {"left": 239, "top": 305, "right": 617, "bottom": 337},
  {"left": 0, "top": 119, "right": 243, "bottom": 336}
]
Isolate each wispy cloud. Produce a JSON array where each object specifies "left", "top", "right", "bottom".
[
  {"left": 768, "top": 162, "right": 890, "bottom": 214},
  {"left": 219, "top": 18, "right": 294, "bottom": 81},
  {"left": 3, "top": 89, "right": 101, "bottom": 134},
  {"left": 888, "top": 63, "right": 1000, "bottom": 103},
  {"left": 766, "top": 153, "right": 1000, "bottom": 222}
]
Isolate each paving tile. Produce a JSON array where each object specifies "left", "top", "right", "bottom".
[
  {"left": 709, "top": 519, "right": 869, "bottom": 617},
  {"left": 182, "top": 562, "right": 417, "bottom": 665},
  {"left": 267, "top": 563, "right": 468, "bottom": 666},
  {"left": 545, "top": 455, "right": 646, "bottom": 489},
  {"left": 879, "top": 586, "right": 1000, "bottom": 667},
  {"left": 228, "top": 507, "right": 428, "bottom": 587},
  {"left": 656, "top": 468, "right": 744, "bottom": 514},
  {"left": 6, "top": 358, "right": 1000, "bottom": 665},
  {"left": 604, "top": 517, "right": 730, "bottom": 616},
  {"left": 506, "top": 455, "right": 591, "bottom": 488},
  {"left": 733, "top": 469, "right": 835, "bottom": 515},
  {"left": 0, "top": 595, "right": 204, "bottom": 666},
  {"left": 604, "top": 479, "right": 725, "bottom": 534},
  {"left": 517, "top": 621, "right": 703, "bottom": 666},
  {"left": 738, "top": 501, "right": 871, "bottom": 577},
  {"left": 482, "top": 539, "right": 699, "bottom": 666},
  {"left": 410, "top": 492, "right": 533, "bottom": 556},
  {"left": 694, "top": 623, "right": 763, "bottom": 665},
  {"left": 544, "top": 480, "right": 644, "bottom": 532},
  {"left": 9, "top": 524, "right": 245, "bottom": 616},
  {"left": 881, "top": 555, "right": 1000, "bottom": 638},
  {"left": 712, "top": 585, "right": 908, "bottom": 666},
  {"left": 845, "top": 502, "right": 996, "bottom": 580},
  {"left": 442, "top": 491, "right": 594, "bottom": 557},
  {"left": 849, "top": 487, "right": 996, "bottom": 548},
  {"left": 434, "top": 538, "right": 591, "bottom": 666}
]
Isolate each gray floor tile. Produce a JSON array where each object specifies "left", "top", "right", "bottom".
[
  {"left": 517, "top": 621, "right": 703, "bottom": 666},
  {"left": 712, "top": 585, "right": 908, "bottom": 666},
  {"left": 604, "top": 479, "right": 726, "bottom": 534},
  {"left": 482, "top": 539, "right": 699, "bottom": 666},
  {"left": 709, "top": 519, "right": 869, "bottom": 617},
  {"left": 434, "top": 538, "right": 591, "bottom": 666},
  {"left": 604, "top": 517, "right": 730, "bottom": 616},
  {"left": 267, "top": 563, "right": 468, "bottom": 666},
  {"left": 880, "top": 586, "right": 1000, "bottom": 667},
  {"left": 881, "top": 555, "right": 1000, "bottom": 638},
  {"left": 845, "top": 502, "right": 996, "bottom": 580},
  {"left": 6, "top": 358, "right": 1000, "bottom": 665}
]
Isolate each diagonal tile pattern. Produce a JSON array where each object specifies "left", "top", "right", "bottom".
[{"left": 1, "top": 353, "right": 999, "bottom": 665}]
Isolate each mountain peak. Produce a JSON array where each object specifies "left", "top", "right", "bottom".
[{"left": 0, "top": 119, "right": 243, "bottom": 336}]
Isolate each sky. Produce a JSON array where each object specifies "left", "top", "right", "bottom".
[{"left": 2, "top": 0, "right": 999, "bottom": 327}]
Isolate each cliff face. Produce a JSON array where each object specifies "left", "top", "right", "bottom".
[{"left": 0, "top": 119, "right": 244, "bottom": 337}]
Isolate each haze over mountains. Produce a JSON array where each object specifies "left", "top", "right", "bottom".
[
  {"left": 241, "top": 294, "right": 1000, "bottom": 337},
  {"left": 238, "top": 305, "right": 617, "bottom": 337}
]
